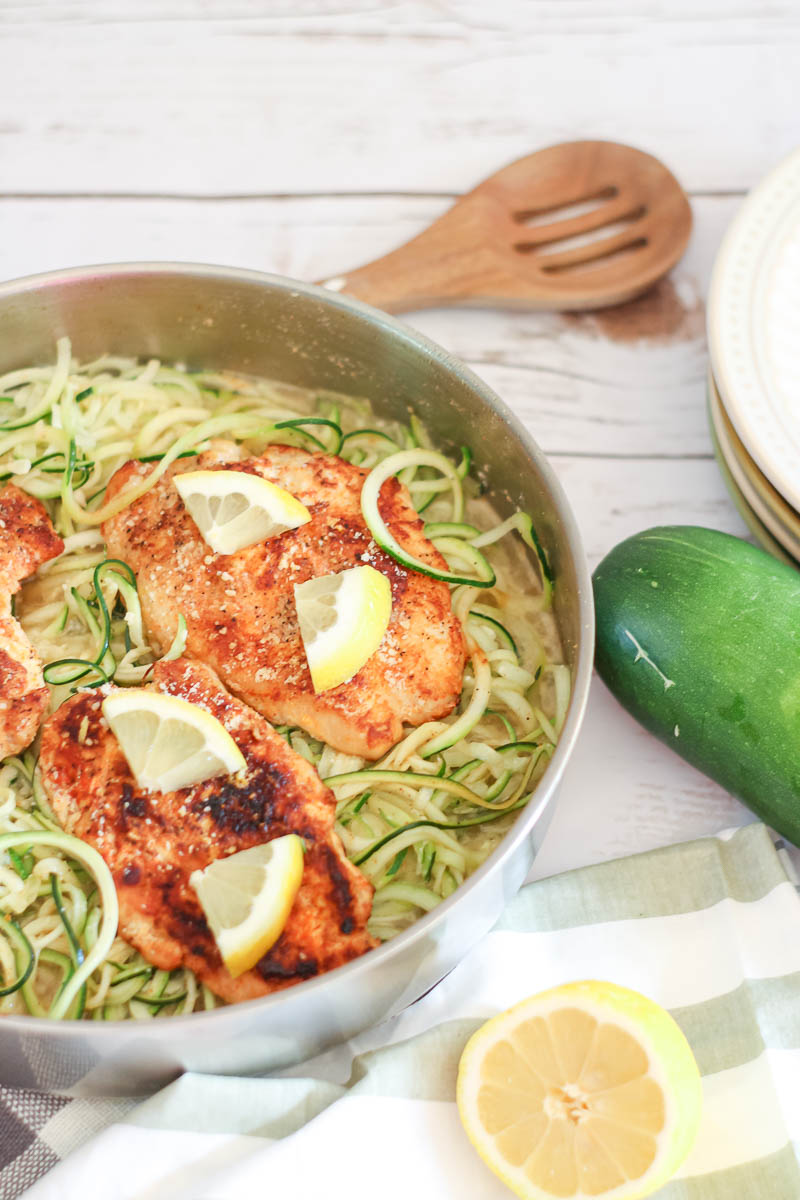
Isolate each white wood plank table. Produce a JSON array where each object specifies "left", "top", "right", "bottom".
[{"left": 2, "top": 0, "right": 798, "bottom": 881}]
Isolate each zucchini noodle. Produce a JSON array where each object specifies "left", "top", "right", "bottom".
[{"left": 0, "top": 341, "right": 568, "bottom": 1018}]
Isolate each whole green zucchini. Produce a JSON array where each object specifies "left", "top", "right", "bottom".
[{"left": 593, "top": 525, "right": 800, "bottom": 844}]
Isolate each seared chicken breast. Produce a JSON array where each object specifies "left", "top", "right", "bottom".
[
  {"left": 0, "top": 484, "right": 63, "bottom": 759},
  {"left": 39, "top": 658, "right": 377, "bottom": 1002},
  {"left": 102, "top": 442, "right": 465, "bottom": 759}
]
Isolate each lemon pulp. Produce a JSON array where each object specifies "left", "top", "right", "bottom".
[
  {"left": 190, "top": 836, "right": 305, "bottom": 976},
  {"left": 294, "top": 564, "right": 392, "bottom": 692},
  {"left": 102, "top": 689, "right": 246, "bottom": 793},
  {"left": 175, "top": 468, "right": 311, "bottom": 554},
  {"left": 456, "top": 980, "right": 702, "bottom": 1200}
]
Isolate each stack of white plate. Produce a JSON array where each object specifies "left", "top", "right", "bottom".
[{"left": 707, "top": 147, "right": 800, "bottom": 566}]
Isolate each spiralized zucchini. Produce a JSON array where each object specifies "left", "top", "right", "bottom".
[{"left": 0, "top": 341, "right": 568, "bottom": 1018}]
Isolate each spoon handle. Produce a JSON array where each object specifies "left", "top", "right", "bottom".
[{"left": 315, "top": 193, "right": 525, "bottom": 314}]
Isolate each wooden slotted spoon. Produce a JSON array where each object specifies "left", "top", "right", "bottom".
[{"left": 317, "top": 141, "right": 692, "bottom": 313}]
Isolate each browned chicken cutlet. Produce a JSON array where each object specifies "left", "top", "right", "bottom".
[
  {"left": 0, "top": 484, "right": 63, "bottom": 760},
  {"left": 38, "top": 657, "right": 377, "bottom": 1002},
  {"left": 102, "top": 442, "right": 466, "bottom": 759}
]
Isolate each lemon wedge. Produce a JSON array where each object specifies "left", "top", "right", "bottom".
[
  {"left": 456, "top": 980, "right": 702, "bottom": 1200},
  {"left": 190, "top": 836, "right": 305, "bottom": 976},
  {"left": 294, "top": 564, "right": 392, "bottom": 693},
  {"left": 174, "top": 469, "right": 311, "bottom": 554},
  {"left": 102, "top": 690, "right": 246, "bottom": 793}
]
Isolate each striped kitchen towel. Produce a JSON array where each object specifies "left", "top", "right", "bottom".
[{"left": 12, "top": 821, "right": 800, "bottom": 1200}]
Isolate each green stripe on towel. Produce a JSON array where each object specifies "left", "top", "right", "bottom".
[
  {"left": 673, "top": 975, "right": 800, "bottom": 1076},
  {"left": 496, "top": 822, "right": 788, "bottom": 933},
  {"left": 660, "top": 1144, "right": 800, "bottom": 1199}
]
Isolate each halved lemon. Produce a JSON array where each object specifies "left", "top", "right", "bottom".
[
  {"left": 189, "top": 836, "right": 305, "bottom": 976},
  {"left": 294, "top": 564, "right": 392, "bottom": 693},
  {"left": 174, "top": 469, "right": 311, "bottom": 554},
  {"left": 456, "top": 980, "right": 702, "bottom": 1200},
  {"left": 102, "top": 690, "right": 247, "bottom": 793}
]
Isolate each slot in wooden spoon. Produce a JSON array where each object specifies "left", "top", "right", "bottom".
[{"left": 317, "top": 141, "right": 692, "bottom": 313}]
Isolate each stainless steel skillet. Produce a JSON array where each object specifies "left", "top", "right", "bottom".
[{"left": 0, "top": 263, "right": 593, "bottom": 1095}]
